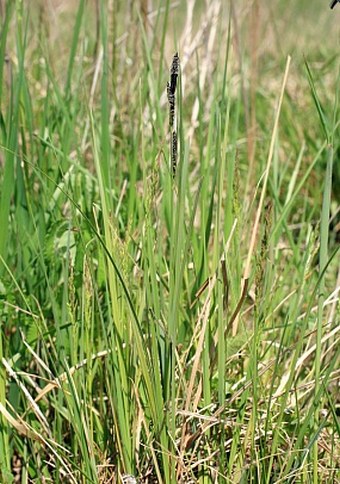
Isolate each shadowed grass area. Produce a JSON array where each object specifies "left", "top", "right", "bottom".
[{"left": 0, "top": 1, "right": 339, "bottom": 482}]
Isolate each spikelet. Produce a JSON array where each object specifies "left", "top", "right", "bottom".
[
  {"left": 167, "top": 52, "right": 180, "bottom": 178},
  {"left": 169, "top": 52, "right": 179, "bottom": 94},
  {"left": 171, "top": 130, "right": 178, "bottom": 178},
  {"left": 167, "top": 81, "right": 175, "bottom": 129}
]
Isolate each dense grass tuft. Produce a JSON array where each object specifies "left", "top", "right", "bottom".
[{"left": 0, "top": 1, "right": 339, "bottom": 482}]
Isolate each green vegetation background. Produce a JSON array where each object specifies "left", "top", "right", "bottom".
[{"left": 0, "top": 1, "right": 339, "bottom": 482}]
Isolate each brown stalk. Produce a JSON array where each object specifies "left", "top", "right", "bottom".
[{"left": 233, "top": 56, "right": 291, "bottom": 335}]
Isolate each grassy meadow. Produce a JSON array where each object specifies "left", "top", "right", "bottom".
[{"left": 0, "top": 0, "right": 339, "bottom": 482}]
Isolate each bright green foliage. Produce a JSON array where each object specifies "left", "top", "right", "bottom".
[{"left": 0, "top": 1, "right": 339, "bottom": 483}]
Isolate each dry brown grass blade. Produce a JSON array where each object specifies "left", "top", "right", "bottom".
[
  {"left": 233, "top": 55, "right": 291, "bottom": 335},
  {"left": 179, "top": 275, "right": 216, "bottom": 461},
  {"left": 2, "top": 358, "right": 51, "bottom": 435},
  {"left": 274, "top": 322, "right": 340, "bottom": 398},
  {"left": 184, "top": 358, "right": 276, "bottom": 451},
  {"left": 0, "top": 402, "right": 38, "bottom": 440},
  {"left": 35, "top": 350, "right": 110, "bottom": 403},
  {"left": 0, "top": 403, "right": 77, "bottom": 482},
  {"left": 133, "top": 384, "right": 164, "bottom": 484}
]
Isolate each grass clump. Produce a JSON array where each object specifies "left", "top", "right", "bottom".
[{"left": 0, "top": 1, "right": 339, "bottom": 482}]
